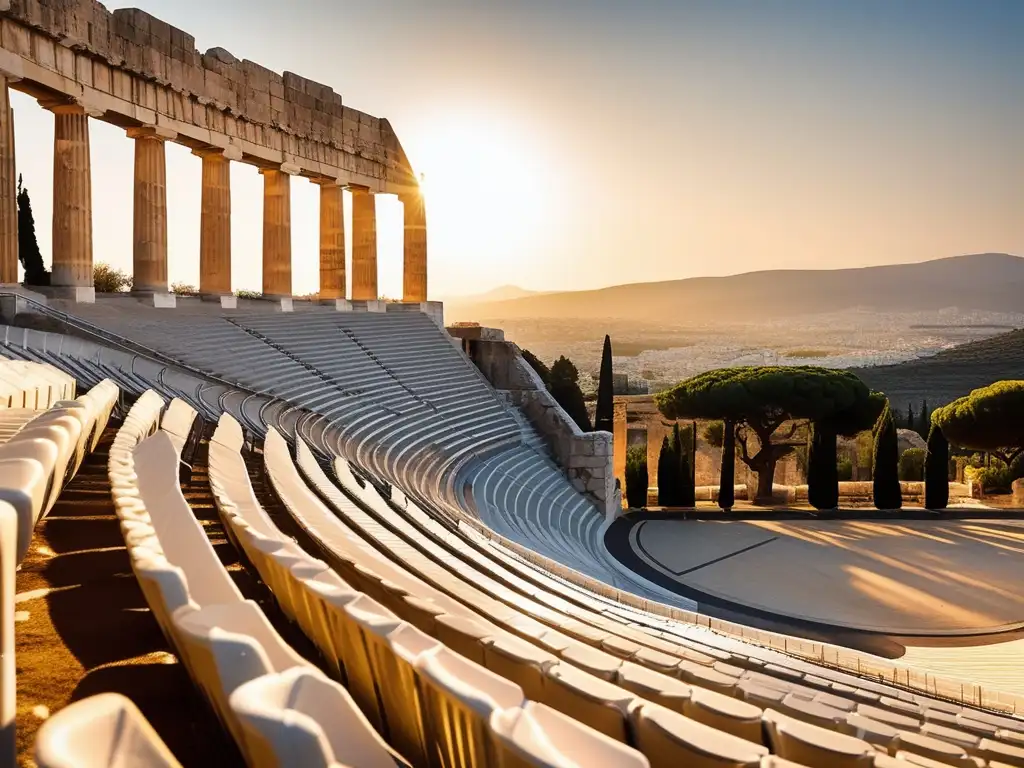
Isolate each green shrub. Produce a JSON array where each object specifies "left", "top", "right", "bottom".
[
  {"left": 171, "top": 282, "right": 199, "bottom": 296},
  {"left": 965, "top": 460, "right": 1015, "bottom": 493},
  {"left": 235, "top": 289, "right": 262, "bottom": 300},
  {"left": 625, "top": 444, "right": 648, "bottom": 509},
  {"left": 898, "top": 448, "right": 926, "bottom": 481},
  {"left": 703, "top": 420, "right": 724, "bottom": 448},
  {"left": 93, "top": 263, "right": 132, "bottom": 293},
  {"left": 836, "top": 458, "right": 853, "bottom": 481}
]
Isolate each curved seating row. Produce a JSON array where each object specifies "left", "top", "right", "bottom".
[
  {"left": 8, "top": 326, "right": 1024, "bottom": 724},
  {"left": 210, "top": 417, "right": 647, "bottom": 767},
  {"left": 271, "top": 430, "right": 1024, "bottom": 767},
  {"left": 0, "top": 359, "right": 75, "bottom": 409},
  {"left": 104, "top": 393, "right": 387, "bottom": 766},
  {"left": 0, "top": 374, "right": 118, "bottom": 764},
  {"left": 361, "top": 446, "right": 1024, "bottom": 744}
]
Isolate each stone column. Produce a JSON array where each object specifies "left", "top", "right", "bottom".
[
  {"left": 127, "top": 128, "right": 168, "bottom": 294},
  {"left": 400, "top": 190, "right": 427, "bottom": 302},
  {"left": 350, "top": 187, "right": 377, "bottom": 301},
  {"left": 317, "top": 181, "right": 345, "bottom": 300},
  {"left": 195, "top": 148, "right": 232, "bottom": 297},
  {"left": 260, "top": 168, "right": 291, "bottom": 298},
  {"left": 0, "top": 76, "right": 17, "bottom": 284},
  {"left": 48, "top": 103, "right": 93, "bottom": 293},
  {"left": 613, "top": 400, "right": 628, "bottom": 507}
]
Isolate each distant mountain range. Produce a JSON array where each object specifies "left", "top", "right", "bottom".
[
  {"left": 446, "top": 253, "right": 1024, "bottom": 324},
  {"left": 442, "top": 285, "right": 546, "bottom": 303}
]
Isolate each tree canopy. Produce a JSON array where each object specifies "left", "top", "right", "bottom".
[
  {"left": 656, "top": 366, "right": 879, "bottom": 435},
  {"left": 932, "top": 381, "right": 1024, "bottom": 466},
  {"left": 657, "top": 367, "right": 880, "bottom": 502},
  {"left": 521, "top": 348, "right": 550, "bottom": 386},
  {"left": 549, "top": 356, "right": 592, "bottom": 433}
]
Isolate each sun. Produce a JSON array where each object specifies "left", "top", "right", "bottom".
[{"left": 406, "top": 112, "right": 553, "bottom": 284}]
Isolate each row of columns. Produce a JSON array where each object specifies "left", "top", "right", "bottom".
[{"left": 0, "top": 77, "right": 429, "bottom": 302}]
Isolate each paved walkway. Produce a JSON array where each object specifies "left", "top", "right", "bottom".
[{"left": 631, "top": 518, "right": 1024, "bottom": 635}]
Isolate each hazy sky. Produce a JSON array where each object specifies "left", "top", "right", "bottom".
[{"left": 10, "top": 0, "right": 1023, "bottom": 297}]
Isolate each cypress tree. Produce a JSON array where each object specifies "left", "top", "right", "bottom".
[
  {"left": 679, "top": 444, "right": 696, "bottom": 507},
  {"left": 16, "top": 175, "right": 50, "bottom": 286},
  {"left": 873, "top": 403, "right": 902, "bottom": 510},
  {"left": 594, "top": 334, "right": 614, "bottom": 434},
  {"left": 657, "top": 436, "right": 674, "bottom": 506},
  {"left": 719, "top": 420, "right": 736, "bottom": 510},
  {"left": 918, "top": 399, "right": 930, "bottom": 437},
  {"left": 924, "top": 423, "right": 949, "bottom": 510},
  {"left": 625, "top": 445, "right": 648, "bottom": 509},
  {"left": 808, "top": 422, "right": 839, "bottom": 510},
  {"left": 907, "top": 403, "right": 915, "bottom": 431}
]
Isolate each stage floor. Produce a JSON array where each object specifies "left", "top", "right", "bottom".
[{"left": 630, "top": 518, "right": 1024, "bottom": 635}]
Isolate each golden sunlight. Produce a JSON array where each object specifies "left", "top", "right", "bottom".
[{"left": 408, "top": 112, "right": 553, "bottom": 287}]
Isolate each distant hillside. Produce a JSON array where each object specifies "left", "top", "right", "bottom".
[
  {"left": 856, "top": 328, "right": 1024, "bottom": 410},
  {"left": 446, "top": 253, "right": 1024, "bottom": 324},
  {"left": 443, "top": 285, "right": 544, "bottom": 303}
]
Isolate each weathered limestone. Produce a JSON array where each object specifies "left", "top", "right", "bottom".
[
  {"left": 260, "top": 168, "right": 291, "bottom": 298},
  {"left": 613, "top": 401, "right": 628, "bottom": 506},
  {"left": 128, "top": 127, "right": 169, "bottom": 294},
  {"left": 317, "top": 181, "right": 345, "bottom": 300},
  {"left": 351, "top": 188, "right": 377, "bottom": 301},
  {"left": 0, "top": 4, "right": 420, "bottom": 195},
  {"left": 195, "top": 148, "right": 232, "bottom": 297},
  {"left": 48, "top": 103, "right": 93, "bottom": 293},
  {"left": 401, "top": 191, "right": 427, "bottom": 302},
  {"left": 0, "top": 76, "right": 16, "bottom": 284}
]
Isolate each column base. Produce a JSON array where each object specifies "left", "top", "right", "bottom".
[
  {"left": 258, "top": 295, "right": 294, "bottom": 312},
  {"left": 418, "top": 300, "right": 444, "bottom": 327},
  {"left": 361, "top": 300, "right": 386, "bottom": 313},
  {"left": 131, "top": 290, "right": 176, "bottom": 309},
  {"left": 319, "top": 298, "right": 352, "bottom": 312},
  {"left": 37, "top": 285, "right": 96, "bottom": 304},
  {"left": 201, "top": 293, "right": 238, "bottom": 309}
]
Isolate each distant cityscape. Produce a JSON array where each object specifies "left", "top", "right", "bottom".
[{"left": 496, "top": 307, "right": 1024, "bottom": 398}]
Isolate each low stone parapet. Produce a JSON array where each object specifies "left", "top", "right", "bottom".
[{"left": 1014, "top": 479, "right": 1024, "bottom": 508}]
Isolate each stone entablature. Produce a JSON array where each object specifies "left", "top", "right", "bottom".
[{"left": 0, "top": 1, "right": 417, "bottom": 194}]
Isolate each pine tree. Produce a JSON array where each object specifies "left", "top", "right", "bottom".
[
  {"left": 873, "top": 403, "right": 902, "bottom": 510},
  {"left": 719, "top": 420, "right": 736, "bottom": 510},
  {"left": 521, "top": 348, "right": 550, "bottom": 386},
  {"left": 917, "top": 399, "right": 930, "bottom": 437},
  {"left": 16, "top": 175, "right": 50, "bottom": 286},
  {"left": 657, "top": 436, "right": 674, "bottom": 506},
  {"left": 594, "top": 335, "right": 614, "bottom": 434},
  {"left": 808, "top": 422, "right": 839, "bottom": 510},
  {"left": 924, "top": 423, "right": 949, "bottom": 510},
  {"left": 548, "top": 356, "right": 592, "bottom": 432}
]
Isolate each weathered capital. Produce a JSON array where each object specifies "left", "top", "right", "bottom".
[{"left": 126, "top": 125, "right": 176, "bottom": 141}]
